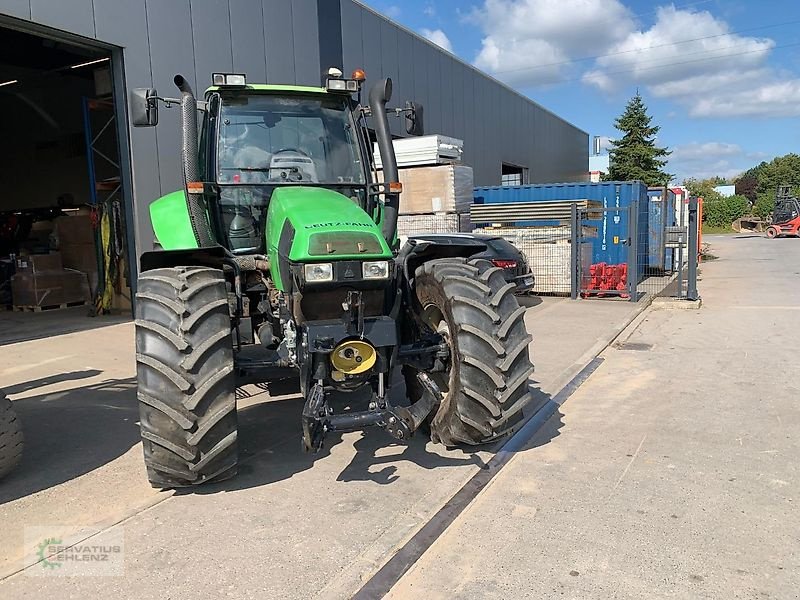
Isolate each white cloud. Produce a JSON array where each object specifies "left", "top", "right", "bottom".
[
  {"left": 689, "top": 79, "right": 800, "bottom": 118},
  {"left": 470, "top": 0, "right": 635, "bottom": 86},
  {"left": 582, "top": 5, "right": 800, "bottom": 118},
  {"left": 420, "top": 28, "right": 453, "bottom": 53},
  {"left": 465, "top": 1, "right": 799, "bottom": 119},
  {"left": 671, "top": 142, "right": 742, "bottom": 162},
  {"left": 669, "top": 142, "right": 746, "bottom": 181},
  {"left": 384, "top": 5, "right": 401, "bottom": 19},
  {"left": 584, "top": 7, "right": 772, "bottom": 89}
]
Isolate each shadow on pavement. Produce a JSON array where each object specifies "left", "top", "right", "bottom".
[
  {"left": 2, "top": 370, "right": 103, "bottom": 396},
  {"left": 0, "top": 307, "right": 130, "bottom": 347},
  {"left": 517, "top": 295, "right": 544, "bottom": 308},
  {"left": 186, "top": 379, "right": 564, "bottom": 494},
  {"left": 1, "top": 370, "right": 564, "bottom": 502},
  {"left": 0, "top": 376, "right": 139, "bottom": 505}
]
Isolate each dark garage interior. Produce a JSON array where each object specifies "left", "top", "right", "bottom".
[{"left": 0, "top": 25, "right": 132, "bottom": 339}]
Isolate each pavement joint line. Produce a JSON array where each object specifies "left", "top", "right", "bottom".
[
  {"left": 350, "top": 298, "right": 656, "bottom": 599},
  {"left": 351, "top": 356, "right": 606, "bottom": 600}
]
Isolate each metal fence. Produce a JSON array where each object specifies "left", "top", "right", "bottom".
[
  {"left": 400, "top": 198, "right": 699, "bottom": 302},
  {"left": 633, "top": 196, "right": 700, "bottom": 301}
]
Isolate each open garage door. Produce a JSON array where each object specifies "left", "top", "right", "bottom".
[{"left": 0, "top": 25, "right": 132, "bottom": 344}]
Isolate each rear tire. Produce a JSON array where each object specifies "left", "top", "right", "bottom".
[
  {"left": 0, "top": 392, "right": 23, "bottom": 480},
  {"left": 405, "top": 258, "right": 534, "bottom": 446},
  {"left": 135, "top": 267, "right": 237, "bottom": 488}
]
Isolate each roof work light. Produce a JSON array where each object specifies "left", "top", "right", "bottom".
[
  {"left": 212, "top": 73, "right": 247, "bottom": 87},
  {"left": 325, "top": 66, "right": 364, "bottom": 93}
]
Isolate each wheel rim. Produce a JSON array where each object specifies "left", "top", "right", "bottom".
[{"left": 420, "top": 304, "right": 452, "bottom": 401}]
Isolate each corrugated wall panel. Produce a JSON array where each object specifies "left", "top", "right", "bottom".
[
  {"left": 190, "top": 0, "right": 233, "bottom": 86},
  {"left": 359, "top": 9, "right": 381, "bottom": 93},
  {"left": 291, "top": 0, "right": 319, "bottom": 85},
  {"left": 146, "top": 0, "right": 196, "bottom": 198},
  {"left": 0, "top": 0, "right": 30, "bottom": 19},
  {"left": 229, "top": 0, "right": 267, "bottom": 82},
  {"left": 29, "top": 0, "right": 94, "bottom": 38},
  {"left": 263, "top": 0, "right": 295, "bottom": 84},
  {"left": 339, "top": 0, "right": 362, "bottom": 72},
  {"left": 439, "top": 55, "right": 454, "bottom": 137}
]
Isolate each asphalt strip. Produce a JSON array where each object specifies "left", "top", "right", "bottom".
[{"left": 351, "top": 356, "right": 605, "bottom": 599}]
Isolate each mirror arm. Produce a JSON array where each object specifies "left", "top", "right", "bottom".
[{"left": 148, "top": 96, "right": 208, "bottom": 112}]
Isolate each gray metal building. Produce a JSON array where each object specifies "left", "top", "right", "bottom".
[{"left": 0, "top": 0, "right": 588, "bottom": 268}]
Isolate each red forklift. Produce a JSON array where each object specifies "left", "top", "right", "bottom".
[{"left": 766, "top": 186, "right": 800, "bottom": 239}]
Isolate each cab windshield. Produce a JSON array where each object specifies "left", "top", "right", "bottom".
[{"left": 217, "top": 93, "right": 366, "bottom": 185}]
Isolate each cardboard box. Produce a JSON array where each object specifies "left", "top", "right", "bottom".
[
  {"left": 15, "top": 252, "right": 62, "bottom": 274},
  {"left": 11, "top": 269, "right": 91, "bottom": 308},
  {"left": 54, "top": 215, "right": 95, "bottom": 245},
  {"left": 398, "top": 165, "right": 473, "bottom": 215},
  {"left": 59, "top": 242, "right": 99, "bottom": 292}
]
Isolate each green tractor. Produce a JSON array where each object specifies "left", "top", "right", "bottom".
[{"left": 130, "top": 69, "right": 533, "bottom": 488}]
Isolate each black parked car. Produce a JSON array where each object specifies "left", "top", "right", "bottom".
[{"left": 407, "top": 233, "right": 535, "bottom": 293}]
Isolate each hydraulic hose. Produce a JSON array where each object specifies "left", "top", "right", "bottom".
[
  {"left": 174, "top": 74, "right": 216, "bottom": 247},
  {"left": 369, "top": 79, "right": 400, "bottom": 248}
]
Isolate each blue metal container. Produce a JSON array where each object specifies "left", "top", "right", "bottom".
[
  {"left": 473, "top": 182, "right": 650, "bottom": 278},
  {"left": 647, "top": 187, "right": 676, "bottom": 271}
]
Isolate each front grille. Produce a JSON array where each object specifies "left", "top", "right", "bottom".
[{"left": 300, "top": 288, "right": 385, "bottom": 322}]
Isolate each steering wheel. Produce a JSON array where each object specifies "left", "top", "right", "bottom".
[
  {"left": 273, "top": 147, "right": 310, "bottom": 158},
  {"left": 268, "top": 148, "right": 314, "bottom": 182}
]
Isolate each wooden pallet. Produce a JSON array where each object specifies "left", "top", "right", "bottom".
[{"left": 12, "top": 300, "right": 89, "bottom": 313}]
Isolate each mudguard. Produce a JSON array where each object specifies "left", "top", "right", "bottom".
[
  {"left": 397, "top": 238, "right": 487, "bottom": 284},
  {"left": 139, "top": 246, "right": 227, "bottom": 272}
]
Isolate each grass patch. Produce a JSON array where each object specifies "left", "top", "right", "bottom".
[{"left": 702, "top": 224, "right": 736, "bottom": 235}]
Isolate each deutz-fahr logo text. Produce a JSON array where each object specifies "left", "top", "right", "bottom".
[{"left": 304, "top": 222, "right": 373, "bottom": 229}]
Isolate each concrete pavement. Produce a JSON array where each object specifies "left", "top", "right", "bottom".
[
  {"left": 0, "top": 291, "right": 641, "bottom": 597},
  {"left": 386, "top": 234, "right": 799, "bottom": 599}
]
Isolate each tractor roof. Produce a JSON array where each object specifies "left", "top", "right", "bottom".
[{"left": 205, "top": 84, "right": 329, "bottom": 95}]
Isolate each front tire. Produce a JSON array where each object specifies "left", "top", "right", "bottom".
[
  {"left": 135, "top": 267, "right": 237, "bottom": 488},
  {"left": 766, "top": 226, "right": 779, "bottom": 239},
  {"left": 0, "top": 392, "right": 23, "bottom": 480},
  {"left": 406, "top": 258, "right": 534, "bottom": 446}
]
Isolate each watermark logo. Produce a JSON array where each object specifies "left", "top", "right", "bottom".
[
  {"left": 25, "top": 526, "right": 124, "bottom": 577},
  {"left": 36, "top": 538, "right": 63, "bottom": 570}
]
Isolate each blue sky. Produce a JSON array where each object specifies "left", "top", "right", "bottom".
[{"left": 362, "top": 0, "right": 800, "bottom": 183}]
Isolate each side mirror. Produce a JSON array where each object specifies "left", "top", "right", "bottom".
[
  {"left": 405, "top": 101, "right": 424, "bottom": 136},
  {"left": 131, "top": 88, "right": 159, "bottom": 127}
]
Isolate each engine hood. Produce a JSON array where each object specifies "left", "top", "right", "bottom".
[{"left": 266, "top": 187, "right": 391, "bottom": 287}]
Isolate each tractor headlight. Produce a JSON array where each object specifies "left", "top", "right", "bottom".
[
  {"left": 304, "top": 263, "right": 334, "bottom": 282},
  {"left": 362, "top": 260, "right": 389, "bottom": 280}
]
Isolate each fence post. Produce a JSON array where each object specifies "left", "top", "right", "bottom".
[
  {"left": 677, "top": 196, "right": 685, "bottom": 298},
  {"left": 687, "top": 197, "right": 699, "bottom": 301},
  {"left": 628, "top": 202, "right": 637, "bottom": 302},
  {"left": 571, "top": 203, "right": 579, "bottom": 299}
]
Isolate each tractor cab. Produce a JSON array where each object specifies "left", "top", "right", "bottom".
[{"left": 210, "top": 88, "right": 372, "bottom": 254}]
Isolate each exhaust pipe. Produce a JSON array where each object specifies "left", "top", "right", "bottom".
[
  {"left": 174, "top": 74, "right": 215, "bottom": 247},
  {"left": 369, "top": 79, "right": 400, "bottom": 249}
]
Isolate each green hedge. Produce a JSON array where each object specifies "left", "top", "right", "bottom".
[{"left": 703, "top": 194, "right": 749, "bottom": 228}]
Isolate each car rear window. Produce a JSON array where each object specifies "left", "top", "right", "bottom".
[{"left": 484, "top": 238, "right": 519, "bottom": 255}]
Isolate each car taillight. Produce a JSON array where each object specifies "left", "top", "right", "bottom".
[{"left": 492, "top": 259, "right": 517, "bottom": 269}]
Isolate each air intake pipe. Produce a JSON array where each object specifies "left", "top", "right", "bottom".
[
  {"left": 174, "top": 74, "right": 216, "bottom": 247},
  {"left": 368, "top": 78, "right": 400, "bottom": 249}
]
